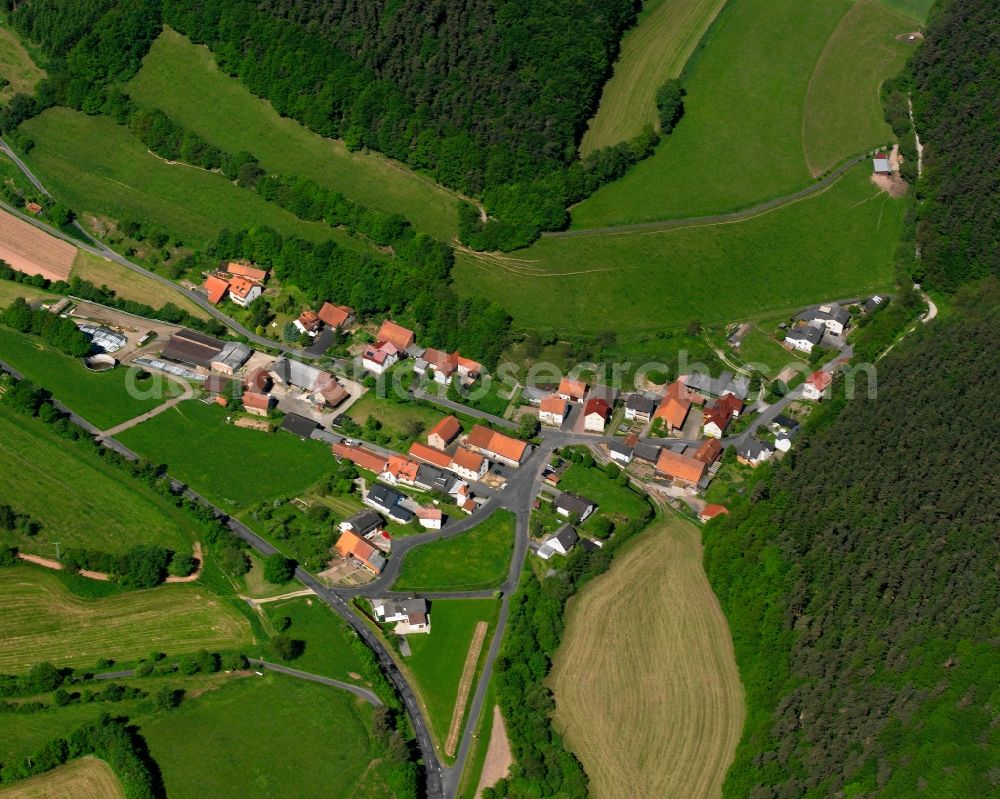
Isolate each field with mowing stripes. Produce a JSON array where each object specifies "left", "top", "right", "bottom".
[
  {"left": 0, "top": 403, "right": 194, "bottom": 554},
  {"left": 0, "top": 566, "right": 253, "bottom": 671},
  {"left": 127, "top": 28, "right": 462, "bottom": 241},
  {"left": 455, "top": 165, "right": 903, "bottom": 334},
  {"left": 802, "top": 0, "right": 921, "bottom": 176},
  {"left": 550, "top": 516, "right": 744, "bottom": 799},
  {"left": 580, "top": 0, "right": 726, "bottom": 154},
  {"left": 572, "top": 0, "right": 850, "bottom": 227},
  {"left": 0, "top": 758, "right": 124, "bottom": 799}
]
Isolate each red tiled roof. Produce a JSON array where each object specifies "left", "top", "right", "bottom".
[
  {"left": 540, "top": 395, "right": 568, "bottom": 416},
  {"left": 226, "top": 262, "right": 267, "bottom": 282},
  {"left": 693, "top": 437, "right": 722, "bottom": 464},
  {"left": 378, "top": 320, "right": 415, "bottom": 350},
  {"left": 466, "top": 425, "right": 527, "bottom": 463},
  {"left": 700, "top": 504, "right": 729, "bottom": 521},
  {"left": 807, "top": 370, "right": 832, "bottom": 391},
  {"left": 318, "top": 302, "right": 352, "bottom": 328},
  {"left": 242, "top": 391, "right": 270, "bottom": 411},
  {"left": 703, "top": 394, "right": 744, "bottom": 430},
  {"left": 332, "top": 443, "right": 388, "bottom": 473},
  {"left": 584, "top": 398, "right": 611, "bottom": 419},
  {"left": 558, "top": 377, "right": 588, "bottom": 400},
  {"left": 384, "top": 455, "right": 420, "bottom": 483},
  {"left": 428, "top": 415, "right": 461, "bottom": 446},
  {"left": 408, "top": 442, "right": 454, "bottom": 469},
  {"left": 228, "top": 276, "right": 257, "bottom": 300},
  {"left": 655, "top": 449, "right": 706, "bottom": 484},
  {"left": 203, "top": 275, "right": 229, "bottom": 304},
  {"left": 244, "top": 367, "right": 271, "bottom": 393},
  {"left": 451, "top": 447, "right": 485, "bottom": 473}
]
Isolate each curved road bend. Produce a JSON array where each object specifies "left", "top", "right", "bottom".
[{"left": 544, "top": 154, "right": 865, "bottom": 238}]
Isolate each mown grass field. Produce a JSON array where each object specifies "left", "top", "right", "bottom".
[
  {"left": 0, "top": 757, "right": 123, "bottom": 799},
  {"left": 70, "top": 249, "right": 208, "bottom": 319},
  {"left": 404, "top": 599, "right": 499, "bottom": 749},
  {"left": 580, "top": 0, "right": 726, "bottom": 154},
  {"left": 18, "top": 108, "right": 363, "bottom": 251},
  {"left": 571, "top": 0, "right": 851, "bottom": 227},
  {"left": 260, "top": 596, "right": 368, "bottom": 683},
  {"left": 0, "top": 566, "right": 253, "bottom": 671},
  {"left": 0, "top": 328, "right": 177, "bottom": 429},
  {"left": 116, "top": 401, "right": 333, "bottom": 509},
  {"left": 732, "top": 326, "right": 805, "bottom": 376},
  {"left": 0, "top": 403, "right": 194, "bottom": 554},
  {"left": 346, "top": 392, "right": 449, "bottom": 445},
  {"left": 127, "top": 28, "right": 461, "bottom": 241},
  {"left": 0, "top": 26, "right": 45, "bottom": 104},
  {"left": 0, "top": 279, "right": 60, "bottom": 306},
  {"left": 140, "top": 674, "right": 380, "bottom": 799},
  {"left": 876, "top": 0, "right": 935, "bottom": 21},
  {"left": 549, "top": 516, "right": 744, "bottom": 799},
  {"left": 394, "top": 511, "right": 515, "bottom": 592},
  {"left": 802, "top": 0, "right": 921, "bottom": 176},
  {"left": 455, "top": 165, "right": 902, "bottom": 334}
]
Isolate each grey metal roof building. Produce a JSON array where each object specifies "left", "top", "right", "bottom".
[
  {"left": 795, "top": 302, "right": 851, "bottom": 327},
  {"left": 211, "top": 341, "right": 252, "bottom": 372},
  {"left": 160, "top": 329, "right": 225, "bottom": 368},
  {"left": 280, "top": 413, "right": 319, "bottom": 439}
]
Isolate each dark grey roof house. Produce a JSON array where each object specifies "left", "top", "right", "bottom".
[
  {"left": 555, "top": 492, "right": 596, "bottom": 521},
  {"left": 340, "top": 509, "right": 384, "bottom": 537},
  {"left": 280, "top": 413, "right": 319, "bottom": 439}
]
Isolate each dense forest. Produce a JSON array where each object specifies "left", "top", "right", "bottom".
[
  {"left": 5, "top": 0, "right": 667, "bottom": 248},
  {"left": 704, "top": 279, "right": 1000, "bottom": 798},
  {"left": 908, "top": 0, "right": 1000, "bottom": 291}
]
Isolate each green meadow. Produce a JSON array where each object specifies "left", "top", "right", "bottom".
[
  {"left": 18, "top": 108, "right": 363, "bottom": 251},
  {"left": 394, "top": 510, "right": 516, "bottom": 592},
  {"left": 116, "top": 401, "right": 333, "bottom": 509},
  {"left": 0, "top": 404, "right": 195, "bottom": 554},
  {"left": 127, "top": 28, "right": 461, "bottom": 241},
  {"left": 454, "top": 165, "right": 903, "bottom": 334}
]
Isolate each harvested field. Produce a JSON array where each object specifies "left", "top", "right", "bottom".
[
  {"left": 446, "top": 620, "right": 488, "bottom": 756},
  {"left": 475, "top": 706, "right": 513, "bottom": 798},
  {"left": 550, "top": 516, "right": 744, "bottom": 799},
  {"left": 0, "top": 757, "right": 124, "bottom": 799},
  {"left": 0, "top": 567, "right": 253, "bottom": 671},
  {"left": 0, "top": 208, "right": 75, "bottom": 281}
]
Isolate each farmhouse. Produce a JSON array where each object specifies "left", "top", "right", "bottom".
[
  {"left": 737, "top": 439, "right": 774, "bottom": 468},
  {"left": 225, "top": 262, "right": 268, "bottom": 282},
  {"left": 682, "top": 371, "right": 750, "bottom": 401},
  {"left": 378, "top": 320, "right": 415, "bottom": 351},
  {"left": 408, "top": 441, "right": 454, "bottom": 469},
  {"left": 318, "top": 302, "right": 354, "bottom": 329},
  {"left": 450, "top": 447, "right": 489, "bottom": 482},
  {"left": 427, "top": 416, "right": 462, "bottom": 450},
  {"left": 700, "top": 504, "right": 730, "bottom": 523},
  {"left": 654, "top": 449, "right": 706, "bottom": 486},
  {"left": 245, "top": 367, "right": 272, "bottom": 394},
  {"left": 203, "top": 274, "right": 230, "bottom": 305},
  {"left": 583, "top": 398, "right": 611, "bottom": 432},
  {"left": 795, "top": 303, "right": 850, "bottom": 336},
  {"left": 464, "top": 425, "right": 529, "bottom": 467},
  {"left": 373, "top": 598, "right": 430, "bottom": 634},
  {"left": 608, "top": 439, "right": 633, "bottom": 464},
  {"left": 872, "top": 153, "right": 892, "bottom": 175},
  {"left": 415, "top": 507, "right": 443, "bottom": 529},
  {"left": 339, "top": 509, "right": 384, "bottom": 537},
  {"left": 555, "top": 492, "right": 596, "bottom": 521},
  {"left": 557, "top": 377, "right": 588, "bottom": 403},
  {"left": 539, "top": 395, "right": 569, "bottom": 427},
  {"left": 332, "top": 441, "right": 389, "bottom": 474},
  {"left": 210, "top": 341, "right": 252, "bottom": 375},
  {"left": 413, "top": 348, "right": 482, "bottom": 385},
  {"left": 632, "top": 441, "right": 661, "bottom": 464},
  {"left": 693, "top": 437, "right": 723, "bottom": 465},
  {"left": 537, "top": 524, "right": 579, "bottom": 560},
  {"left": 161, "top": 329, "right": 226, "bottom": 370},
  {"left": 654, "top": 380, "right": 695, "bottom": 432},
  {"left": 381, "top": 456, "right": 423, "bottom": 487},
  {"left": 365, "top": 483, "right": 416, "bottom": 524},
  {"left": 624, "top": 393, "right": 656, "bottom": 423},
  {"left": 784, "top": 324, "right": 824, "bottom": 353},
  {"left": 280, "top": 413, "right": 318, "bottom": 439},
  {"left": 242, "top": 390, "right": 272, "bottom": 416},
  {"left": 269, "top": 358, "right": 348, "bottom": 408},
  {"left": 703, "top": 394, "right": 744, "bottom": 438},
  {"left": 361, "top": 340, "right": 401, "bottom": 374},
  {"left": 802, "top": 370, "right": 833, "bottom": 400},
  {"left": 335, "top": 531, "right": 385, "bottom": 575}
]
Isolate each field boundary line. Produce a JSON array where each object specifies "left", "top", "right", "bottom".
[{"left": 445, "top": 620, "right": 489, "bottom": 756}]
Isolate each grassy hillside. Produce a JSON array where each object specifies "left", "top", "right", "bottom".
[
  {"left": 140, "top": 675, "right": 380, "bottom": 799},
  {"left": 0, "top": 25, "right": 44, "bottom": 103},
  {"left": 580, "top": 0, "right": 726, "bottom": 154},
  {"left": 803, "top": 0, "right": 920, "bottom": 176},
  {"left": 18, "top": 108, "right": 364, "bottom": 252},
  {"left": 0, "top": 404, "right": 194, "bottom": 554},
  {"left": 127, "top": 29, "right": 462, "bottom": 241},
  {"left": 704, "top": 284, "right": 1000, "bottom": 798},
  {"left": 572, "top": 0, "right": 851, "bottom": 227},
  {"left": 876, "top": 0, "right": 936, "bottom": 21},
  {"left": 551, "top": 517, "right": 743, "bottom": 799},
  {"left": 0, "top": 758, "right": 123, "bottom": 799},
  {"left": 454, "top": 165, "right": 903, "bottom": 333},
  {"left": 0, "top": 566, "right": 252, "bottom": 671}
]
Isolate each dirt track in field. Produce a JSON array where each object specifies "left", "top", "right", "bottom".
[
  {"left": 549, "top": 517, "right": 744, "bottom": 799},
  {"left": 0, "top": 207, "right": 75, "bottom": 281},
  {"left": 475, "top": 705, "right": 513, "bottom": 798},
  {"left": 445, "top": 620, "right": 488, "bottom": 757}
]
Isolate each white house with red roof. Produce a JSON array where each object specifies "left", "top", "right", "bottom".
[
  {"left": 802, "top": 370, "right": 833, "bottom": 400},
  {"left": 362, "top": 340, "right": 401, "bottom": 374}
]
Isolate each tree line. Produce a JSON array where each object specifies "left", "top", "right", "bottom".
[{"left": 703, "top": 278, "right": 1000, "bottom": 798}]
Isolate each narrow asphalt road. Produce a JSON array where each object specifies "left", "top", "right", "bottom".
[
  {"left": 544, "top": 154, "right": 865, "bottom": 238},
  {"left": 412, "top": 388, "right": 518, "bottom": 429}
]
